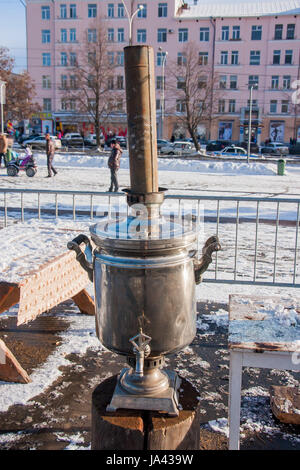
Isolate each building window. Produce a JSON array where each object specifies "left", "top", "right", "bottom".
[
  {"left": 179, "top": 28, "right": 188, "bottom": 42},
  {"left": 88, "top": 74, "right": 95, "bottom": 88},
  {"left": 69, "top": 99, "right": 76, "bottom": 111},
  {"left": 220, "top": 51, "right": 228, "bottom": 65},
  {"left": 108, "top": 28, "right": 114, "bottom": 42},
  {"left": 60, "top": 53, "right": 67, "bottom": 66},
  {"left": 108, "top": 52, "right": 114, "bottom": 65},
  {"left": 198, "top": 52, "right": 208, "bottom": 65},
  {"left": 88, "top": 4, "right": 97, "bottom": 18},
  {"left": 232, "top": 26, "right": 240, "bottom": 40},
  {"left": 108, "top": 77, "right": 114, "bottom": 90},
  {"left": 70, "top": 52, "right": 77, "bottom": 66},
  {"left": 118, "top": 28, "right": 124, "bottom": 42},
  {"left": 270, "top": 100, "right": 277, "bottom": 113},
  {"left": 42, "top": 53, "right": 51, "bottom": 66},
  {"left": 42, "top": 30, "right": 50, "bottom": 43},
  {"left": 231, "top": 50, "right": 239, "bottom": 65},
  {"left": 157, "top": 51, "right": 167, "bottom": 66},
  {"left": 156, "top": 99, "right": 161, "bottom": 111},
  {"left": 250, "top": 50, "right": 260, "bottom": 65},
  {"left": 61, "top": 74, "right": 67, "bottom": 89},
  {"left": 42, "top": 75, "right": 51, "bottom": 89},
  {"left": 61, "top": 29, "right": 67, "bottom": 43},
  {"left": 43, "top": 98, "right": 51, "bottom": 112},
  {"left": 274, "top": 24, "right": 283, "bottom": 40},
  {"left": 88, "top": 52, "right": 96, "bottom": 65},
  {"left": 60, "top": 4, "right": 67, "bottom": 19},
  {"left": 273, "top": 50, "right": 281, "bottom": 64},
  {"left": 157, "top": 76, "right": 165, "bottom": 90},
  {"left": 251, "top": 25, "right": 262, "bottom": 40},
  {"left": 118, "top": 3, "right": 125, "bottom": 17},
  {"left": 70, "top": 4, "right": 77, "bottom": 18},
  {"left": 285, "top": 50, "right": 293, "bottom": 64},
  {"left": 117, "top": 76, "right": 124, "bottom": 89},
  {"left": 176, "top": 100, "right": 186, "bottom": 113},
  {"left": 88, "top": 29, "right": 97, "bottom": 43},
  {"left": 70, "top": 75, "right": 77, "bottom": 89},
  {"left": 137, "top": 29, "right": 146, "bottom": 43},
  {"left": 228, "top": 99, "right": 236, "bottom": 113},
  {"left": 177, "top": 52, "right": 186, "bottom": 66},
  {"left": 198, "top": 76, "right": 207, "bottom": 88},
  {"left": 200, "top": 27, "right": 209, "bottom": 42},
  {"left": 177, "top": 77, "right": 185, "bottom": 89},
  {"left": 283, "top": 75, "right": 291, "bottom": 89},
  {"left": 221, "top": 26, "right": 229, "bottom": 41},
  {"left": 138, "top": 4, "right": 147, "bottom": 17},
  {"left": 248, "top": 75, "right": 259, "bottom": 88},
  {"left": 230, "top": 75, "right": 237, "bottom": 89},
  {"left": 70, "top": 28, "right": 76, "bottom": 42},
  {"left": 61, "top": 99, "right": 68, "bottom": 110},
  {"left": 271, "top": 75, "right": 279, "bottom": 89},
  {"left": 219, "top": 75, "right": 227, "bottom": 89},
  {"left": 281, "top": 100, "right": 289, "bottom": 113},
  {"left": 117, "top": 51, "right": 124, "bottom": 66},
  {"left": 107, "top": 4, "right": 114, "bottom": 18},
  {"left": 41, "top": 6, "right": 50, "bottom": 20},
  {"left": 158, "top": 3, "right": 167, "bottom": 17},
  {"left": 157, "top": 28, "right": 167, "bottom": 42},
  {"left": 286, "top": 24, "right": 295, "bottom": 40},
  {"left": 218, "top": 100, "right": 225, "bottom": 113}
]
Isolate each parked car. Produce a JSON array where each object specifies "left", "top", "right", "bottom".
[
  {"left": 260, "top": 142, "right": 289, "bottom": 156},
  {"left": 160, "top": 141, "right": 201, "bottom": 156},
  {"left": 289, "top": 143, "right": 300, "bottom": 155},
  {"left": 206, "top": 140, "right": 232, "bottom": 152},
  {"left": 239, "top": 141, "right": 259, "bottom": 153},
  {"left": 115, "top": 136, "right": 127, "bottom": 149},
  {"left": 217, "top": 146, "right": 248, "bottom": 157},
  {"left": 61, "top": 133, "right": 84, "bottom": 147},
  {"left": 21, "top": 135, "right": 61, "bottom": 150},
  {"left": 84, "top": 133, "right": 105, "bottom": 147},
  {"left": 18, "top": 134, "right": 43, "bottom": 145},
  {"left": 157, "top": 139, "right": 169, "bottom": 151}
]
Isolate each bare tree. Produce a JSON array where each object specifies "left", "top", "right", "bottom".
[
  {"left": 166, "top": 42, "right": 219, "bottom": 151},
  {"left": 0, "top": 47, "right": 40, "bottom": 122},
  {"left": 63, "top": 21, "right": 124, "bottom": 147}
]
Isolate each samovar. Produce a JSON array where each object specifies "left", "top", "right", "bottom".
[{"left": 68, "top": 46, "right": 220, "bottom": 416}]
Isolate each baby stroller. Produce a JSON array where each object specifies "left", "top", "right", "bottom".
[{"left": 6, "top": 148, "right": 37, "bottom": 177}]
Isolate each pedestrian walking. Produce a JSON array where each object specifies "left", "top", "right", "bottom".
[
  {"left": 108, "top": 139, "right": 122, "bottom": 192},
  {"left": 45, "top": 133, "right": 57, "bottom": 177},
  {"left": 0, "top": 133, "right": 7, "bottom": 168}
]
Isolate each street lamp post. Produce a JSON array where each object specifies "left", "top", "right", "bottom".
[
  {"left": 247, "top": 83, "right": 258, "bottom": 164},
  {"left": 0, "top": 81, "right": 6, "bottom": 135},
  {"left": 159, "top": 49, "right": 168, "bottom": 139},
  {"left": 121, "top": 1, "right": 144, "bottom": 46}
]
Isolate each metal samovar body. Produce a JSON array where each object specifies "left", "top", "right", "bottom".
[{"left": 68, "top": 46, "right": 220, "bottom": 415}]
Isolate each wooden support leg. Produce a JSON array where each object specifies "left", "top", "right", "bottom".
[
  {"left": 0, "top": 339, "right": 31, "bottom": 384},
  {"left": 0, "top": 283, "right": 20, "bottom": 315},
  {"left": 228, "top": 350, "right": 243, "bottom": 450},
  {"left": 72, "top": 289, "right": 95, "bottom": 316}
]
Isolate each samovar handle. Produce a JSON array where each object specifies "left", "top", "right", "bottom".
[
  {"left": 67, "top": 234, "right": 94, "bottom": 282},
  {"left": 193, "top": 235, "right": 221, "bottom": 285}
]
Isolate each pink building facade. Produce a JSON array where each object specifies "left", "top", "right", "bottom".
[{"left": 26, "top": 0, "right": 300, "bottom": 143}]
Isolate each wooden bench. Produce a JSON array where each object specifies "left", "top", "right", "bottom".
[
  {"left": 228, "top": 294, "right": 300, "bottom": 450},
  {"left": 0, "top": 220, "right": 95, "bottom": 383}
]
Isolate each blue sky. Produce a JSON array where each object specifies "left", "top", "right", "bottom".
[{"left": 0, "top": 0, "right": 27, "bottom": 72}]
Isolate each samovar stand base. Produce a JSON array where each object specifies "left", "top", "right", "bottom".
[{"left": 106, "top": 368, "right": 181, "bottom": 417}]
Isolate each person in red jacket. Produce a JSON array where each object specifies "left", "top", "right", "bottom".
[{"left": 107, "top": 139, "right": 122, "bottom": 192}]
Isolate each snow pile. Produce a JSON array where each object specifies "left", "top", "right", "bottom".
[{"left": 32, "top": 152, "right": 277, "bottom": 176}]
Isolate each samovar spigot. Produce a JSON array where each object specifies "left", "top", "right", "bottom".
[{"left": 129, "top": 329, "right": 151, "bottom": 377}]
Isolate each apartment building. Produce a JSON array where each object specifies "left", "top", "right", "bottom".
[{"left": 26, "top": 0, "right": 300, "bottom": 143}]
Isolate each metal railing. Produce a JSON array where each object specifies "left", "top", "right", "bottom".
[{"left": 1, "top": 188, "right": 300, "bottom": 288}]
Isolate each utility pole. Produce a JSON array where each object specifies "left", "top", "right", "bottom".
[
  {"left": 0, "top": 81, "right": 6, "bottom": 134},
  {"left": 247, "top": 83, "right": 258, "bottom": 164}
]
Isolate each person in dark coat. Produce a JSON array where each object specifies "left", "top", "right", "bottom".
[
  {"left": 45, "top": 133, "right": 57, "bottom": 177},
  {"left": 108, "top": 139, "right": 122, "bottom": 192}
]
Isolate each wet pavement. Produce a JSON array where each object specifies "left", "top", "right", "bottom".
[{"left": 0, "top": 300, "right": 299, "bottom": 450}]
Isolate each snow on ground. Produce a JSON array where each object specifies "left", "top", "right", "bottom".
[{"left": 0, "top": 152, "right": 300, "bottom": 448}]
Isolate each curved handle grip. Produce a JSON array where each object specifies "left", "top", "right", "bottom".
[
  {"left": 67, "top": 234, "right": 94, "bottom": 282},
  {"left": 194, "top": 235, "right": 221, "bottom": 285}
]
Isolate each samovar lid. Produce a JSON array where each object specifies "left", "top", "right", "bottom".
[{"left": 89, "top": 215, "right": 197, "bottom": 252}]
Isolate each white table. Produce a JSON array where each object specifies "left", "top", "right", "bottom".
[{"left": 228, "top": 294, "right": 300, "bottom": 450}]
